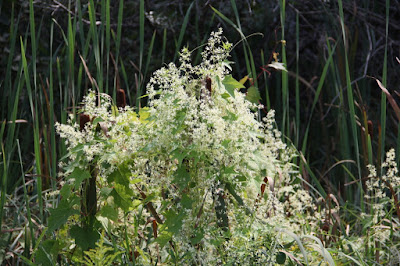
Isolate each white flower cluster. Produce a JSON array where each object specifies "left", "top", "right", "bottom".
[
  {"left": 57, "top": 29, "right": 325, "bottom": 264},
  {"left": 362, "top": 148, "right": 400, "bottom": 256},
  {"left": 366, "top": 149, "right": 400, "bottom": 223}
]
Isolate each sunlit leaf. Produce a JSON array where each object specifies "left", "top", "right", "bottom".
[
  {"left": 222, "top": 75, "right": 245, "bottom": 98},
  {"left": 268, "top": 61, "right": 287, "bottom": 72},
  {"left": 245, "top": 86, "right": 261, "bottom": 104}
]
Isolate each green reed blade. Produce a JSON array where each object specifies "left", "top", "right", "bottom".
[
  {"left": 106, "top": 0, "right": 111, "bottom": 94},
  {"left": 67, "top": 12, "right": 76, "bottom": 105},
  {"left": 20, "top": 36, "right": 43, "bottom": 219},
  {"left": 381, "top": 0, "right": 389, "bottom": 171},
  {"left": 162, "top": 28, "right": 167, "bottom": 64},
  {"left": 295, "top": 12, "right": 300, "bottom": 148},
  {"left": 173, "top": 1, "right": 194, "bottom": 62},
  {"left": 115, "top": 0, "right": 123, "bottom": 62},
  {"left": 89, "top": 0, "right": 102, "bottom": 92},
  {"left": 301, "top": 39, "right": 337, "bottom": 156},
  {"left": 0, "top": 142, "right": 6, "bottom": 232},
  {"left": 49, "top": 21, "right": 57, "bottom": 188},
  {"left": 143, "top": 30, "right": 156, "bottom": 83},
  {"left": 260, "top": 50, "right": 270, "bottom": 110},
  {"left": 17, "top": 140, "right": 35, "bottom": 248},
  {"left": 338, "top": 0, "right": 362, "bottom": 211}
]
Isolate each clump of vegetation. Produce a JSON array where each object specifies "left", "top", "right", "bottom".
[
  {"left": 52, "top": 29, "right": 335, "bottom": 264},
  {"left": 1, "top": 0, "right": 400, "bottom": 265}
]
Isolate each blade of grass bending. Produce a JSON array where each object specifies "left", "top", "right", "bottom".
[
  {"left": 338, "top": 0, "right": 362, "bottom": 210},
  {"left": 173, "top": 1, "right": 194, "bottom": 63},
  {"left": 17, "top": 139, "right": 35, "bottom": 248},
  {"left": 301, "top": 39, "right": 337, "bottom": 156},
  {"left": 302, "top": 235, "right": 335, "bottom": 265},
  {"left": 277, "top": 228, "right": 309, "bottom": 265},
  {"left": 211, "top": 6, "right": 242, "bottom": 39},
  {"left": 300, "top": 152, "right": 327, "bottom": 198},
  {"left": 20, "top": 37, "right": 43, "bottom": 220}
]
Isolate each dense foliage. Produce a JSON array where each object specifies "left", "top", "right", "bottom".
[
  {"left": 1, "top": 0, "right": 400, "bottom": 265},
  {"left": 51, "top": 30, "right": 333, "bottom": 264}
]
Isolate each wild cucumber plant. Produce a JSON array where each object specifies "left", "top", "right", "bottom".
[{"left": 53, "top": 29, "right": 333, "bottom": 264}]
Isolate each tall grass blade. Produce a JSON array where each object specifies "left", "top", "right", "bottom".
[
  {"left": 301, "top": 39, "right": 337, "bottom": 157},
  {"left": 0, "top": 142, "right": 7, "bottom": 233},
  {"left": 295, "top": 12, "right": 300, "bottom": 148},
  {"left": 279, "top": 0, "right": 289, "bottom": 138},
  {"left": 20, "top": 37, "right": 43, "bottom": 219},
  {"left": 89, "top": 0, "right": 102, "bottom": 92},
  {"left": 173, "top": 1, "right": 194, "bottom": 62},
  {"left": 17, "top": 140, "right": 35, "bottom": 248},
  {"left": 115, "top": 0, "right": 123, "bottom": 62},
  {"left": 162, "top": 28, "right": 167, "bottom": 64},
  {"left": 381, "top": 0, "right": 389, "bottom": 169},
  {"left": 143, "top": 30, "right": 156, "bottom": 82},
  {"left": 105, "top": 0, "right": 111, "bottom": 95},
  {"left": 136, "top": 0, "right": 145, "bottom": 108},
  {"left": 260, "top": 50, "right": 270, "bottom": 110},
  {"left": 337, "top": 0, "right": 362, "bottom": 201}
]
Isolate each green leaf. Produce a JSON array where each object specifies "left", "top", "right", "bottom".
[
  {"left": 245, "top": 86, "right": 261, "bottom": 104},
  {"left": 221, "top": 139, "right": 231, "bottom": 149},
  {"left": 92, "top": 117, "right": 104, "bottom": 126},
  {"left": 70, "top": 225, "right": 100, "bottom": 250},
  {"left": 47, "top": 203, "right": 79, "bottom": 233},
  {"left": 155, "top": 231, "right": 173, "bottom": 248},
  {"left": 69, "top": 168, "right": 91, "bottom": 190},
  {"left": 172, "top": 164, "right": 191, "bottom": 190},
  {"left": 100, "top": 187, "right": 113, "bottom": 197},
  {"left": 171, "top": 148, "right": 188, "bottom": 166},
  {"left": 111, "top": 186, "right": 133, "bottom": 212},
  {"left": 222, "top": 75, "right": 245, "bottom": 98},
  {"left": 35, "top": 240, "right": 59, "bottom": 266},
  {"left": 276, "top": 251, "right": 286, "bottom": 264},
  {"left": 181, "top": 194, "right": 194, "bottom": 209},
  {"left": 222, "top": 110, "right": 238, "bottom": 121},
  {"left": 190, "top": 229, "right": 204, "bottom": 245},
  {"left": 159, "top": 209, "right": 184, "bottom": 237},
  {"left": 108, "top": 164, "right": 131, "bottom": 187},
  {"left": 98, "top": 205, "right": 118, "bottom": 221}
]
